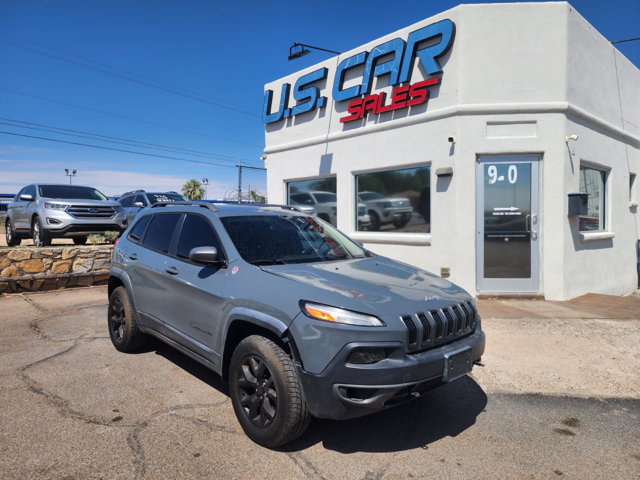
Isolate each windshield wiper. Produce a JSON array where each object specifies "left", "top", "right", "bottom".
[{"left": 251, "top": 259, "right": 286, "bottom": 266}]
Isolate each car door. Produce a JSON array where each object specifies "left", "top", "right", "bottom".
[
  {"left": 14, "top": 185, "right": 36, "bottom": 230},
  {"left": 126, "top": 213, "right": 181, "bottom": 327},
  {"left": 161, "top": 213, "right": 228, "bottom": 368}
]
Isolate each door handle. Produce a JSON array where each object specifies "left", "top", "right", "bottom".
[
  {"left": 165, "top": 266, "right": 179, "bottom": 275},
  {"left": 128, "top": 253, "right": 138, "bottom": 260},
  {"left": 525, "top": 214, "right": 531, "bottom": 232}
]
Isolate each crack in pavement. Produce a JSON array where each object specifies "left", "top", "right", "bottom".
[
  {"left": 125, "top": 400, "right": 235, "bottom": 479},
  {"left": 287, "top": 451, "right": 328, "bottom": 480}
]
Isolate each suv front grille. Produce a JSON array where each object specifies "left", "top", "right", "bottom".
[
  {"left": 66, "top": 205, "right": 117, "bottom": 219},
  {"left": 400, "top": 301, "right": 477, "bottom": 351}
]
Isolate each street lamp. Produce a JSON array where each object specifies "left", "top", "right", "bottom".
[
  {"left": 64, "top": 169, "right": 77, "bottom": 184},
  {"left": 202, "top": 178, "right": 209, "bottom": 200},
  {"left": 288, "top": 42, "right": 341, "bottom": 61}
]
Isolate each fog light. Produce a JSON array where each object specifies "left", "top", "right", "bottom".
[
  {"left": 347, "top": 347, "right": 388, "bottom": 364},
  {"left": 46, "top": 218, "right": 61, "bottom": 225}
]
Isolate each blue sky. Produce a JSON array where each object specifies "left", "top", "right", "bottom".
[{"left": 1, "top": 0, "right": 638, "bottom": 198}]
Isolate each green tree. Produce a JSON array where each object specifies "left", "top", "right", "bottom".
[
  {"left": 181, "top": 178, "right": 205, "bottom": 200},
  {"left": 249, "top": 189, "right": 266, "bottom": 203}
]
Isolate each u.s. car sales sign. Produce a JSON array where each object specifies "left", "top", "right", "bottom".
[{"left": 263, "top": 19, "right": 455, "bottom": 125}]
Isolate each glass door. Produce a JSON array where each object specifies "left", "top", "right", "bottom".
[{"left": 476, "top": 156, "right": 540, "bottom": 293}]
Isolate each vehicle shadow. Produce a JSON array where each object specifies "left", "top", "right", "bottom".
[
  {"left": 144, "top": 337, "right": 228, "bottom": 394},
  {"left": 146, "top": 338, "right": 487, "bottom": 453},
  {"left": 284, "top": 376, "right": 487, "bottom": 453}
]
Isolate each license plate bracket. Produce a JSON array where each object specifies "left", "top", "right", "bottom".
[{"left": 443, "top": 347, "right": 472, "bottom": 382}]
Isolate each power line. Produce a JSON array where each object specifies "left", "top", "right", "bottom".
[
  {"left": 0, "top": 39, "right": 261, "bottom": 118},
  {"left": 0, "top": 87, "right": 261, "bottom": 148},
  {"left": 3, "top": 34, "right": 256, "bottom": 114},
  {"left": 0, "top": 130, "right": 258, "bottom": 170},
  {"left": 0, "top": 117, "right": 263, "bottom": 165}
]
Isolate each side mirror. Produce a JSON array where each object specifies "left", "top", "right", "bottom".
[
  {"left": 20, "top": 194, "right": 33, "bottom": 201},
  {"left": 133, "top": 202, "right": 145, "bottom": 208},
  {"left": 189, "top": 246, "right": 224, "bottom": 266}
]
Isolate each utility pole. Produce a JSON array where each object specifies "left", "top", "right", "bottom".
[
  {"left": 237, "top": 158, "right": 242, "bottom": 204},
  {"left": 236, "top": 158, "right": 267, "bottom": 204}
]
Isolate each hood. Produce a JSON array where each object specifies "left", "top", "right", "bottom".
[
  {"left": 41, "top": 197, "right": 120, "bottom": 206},
  {"left": 260, "top": 256, "right": 471, "bottom": 319}
]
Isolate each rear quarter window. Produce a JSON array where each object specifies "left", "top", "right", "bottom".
[
  {"left": 128, "top": 215, "right": 152, "bottom": 243},
  {"left": 141, "top": 214, "right": 180, "bottom": 253}
]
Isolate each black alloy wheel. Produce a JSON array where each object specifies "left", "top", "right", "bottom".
[
  {"left": 237, "top": 355, "right": 278, "bottom": 427},
  {"left": 107, "top": 286, "right": 146, "bottom": 352},
  {"left": 229, "top": 335, "right": 310, "bottom": 448}
]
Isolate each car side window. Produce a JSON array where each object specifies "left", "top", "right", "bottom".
[
  {"left": 141, "top": 214, "right": 180, "bottom": 254},
  {"left": 120, "top": 196, "right": 134, "bottom": 207},
  {"left": 134, "top": 194, "right": 147, "bottom": 207},
  {"left": 128, "top": 215, "right": 152, "bottom": 243},
  {"left": 176, "top": 214, "right": 223, "bottom": 260},
  {"left": 26, "top": 185, "right": 36, "bottom": 198},
  {"left": 15, "top": 187, "right": 26, "bottom": 201}
]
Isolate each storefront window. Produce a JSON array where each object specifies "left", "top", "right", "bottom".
[
  {"left": 286, "top": 177, "right": 337, "bottom": 226},
  {"left": 579, "top": 165, "right": 607, "bottom": 231},
  {"left": 356, "top": 166, "right": 430, "bottom": 232}
]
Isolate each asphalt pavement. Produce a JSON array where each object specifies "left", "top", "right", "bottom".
[{"left": 0, "top": 287, "right": 639, "bottom": 479}]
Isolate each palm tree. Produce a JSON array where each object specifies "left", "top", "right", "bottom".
[{"left": 182, "top": 179, "right": 205, "bottom": 200}]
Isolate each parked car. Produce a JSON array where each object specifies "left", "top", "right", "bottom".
[
  {"left": 289, "top": 190, "right": 371, "bottom": 229},
  {"left": 118, "top": 190, "right": 187, "bottom": 225},
  {"left": 358, "top": 191, "right": 413, "bottom": 230},
  {"left": 289, "top": 190, "right": 337, "bottom": 225},
  {"left": 5, "top": 184, "right": 126, "bottom": 247},
  {"left": 108, "top": 202, "right": 485, "bottom": 447}
]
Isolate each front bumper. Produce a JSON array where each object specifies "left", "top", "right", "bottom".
[
  {"left": 44, "top": 211, "right": 127, "bottom": 236},
  {"left": 297, "top": 327, "right": 485, "bottom": 420}
]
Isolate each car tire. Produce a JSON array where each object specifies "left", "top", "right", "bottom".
[
  {"left": 393, "top": 217, "right": 410, "bottom": 229},
  {"left": 229, "top": 335, "right": 310, "bottom": 448},
  {"left": 368, "top": 211, "right": 381, "bottom": 231},
  {"left": 32, "top": 216, "right": 51, "bottom": 247},
  {"left": 5, "top": 218, "right": 21, "bottom": 247},
  {"left": 108, "top": 286, "right": 146, "bottom": 352},
  {"left": 73, "top": 236, "right": 88, "bottom": 245}
]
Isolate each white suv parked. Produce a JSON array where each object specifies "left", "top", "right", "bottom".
[{"left": 5, "top": 184, "right": 126, "bottom": 246}]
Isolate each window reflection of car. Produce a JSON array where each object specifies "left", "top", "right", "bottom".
[
  {"left": 289, "top": 191, "right": 337, "bottom": 226},
  {"left": 358, "top": 191, "right": 412, "bottom": 230},
  {"left": 289, "top": 191, "right": 370, "bottom": 229},
  {"left": 119, "top": 190, "right": 187, "bottom": 225}
]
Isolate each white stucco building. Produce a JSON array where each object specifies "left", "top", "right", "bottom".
[{"left": 263, "top": 2, "right": 640, "bottom": 300}]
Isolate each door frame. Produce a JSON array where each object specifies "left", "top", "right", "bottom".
[{"left": 476, "top": 155, "right": 541, "bottom": 293}]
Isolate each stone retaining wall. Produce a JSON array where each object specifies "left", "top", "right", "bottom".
[{"left": 0, "top": 246, "right": 113, "bottom": 294}]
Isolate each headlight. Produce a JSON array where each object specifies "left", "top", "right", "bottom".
[
  {"left": 113, "top": 205, "right": 123, "bottom": 213},
  {"left": 300, "top": 301, "right": 385, "bottom": 327},
  {"left": 44, "top": 202, "right": 67, "bottom": 210}
]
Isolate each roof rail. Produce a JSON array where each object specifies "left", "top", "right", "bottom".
[
  {"left": 151, "top": 201, "right": 219, "bottom": 212},
  {"left": 213, "top": 202, "right": 303, "bottom": 213},
  {"left": 122, "top": 189, "right": 146, "bottom": 196}
]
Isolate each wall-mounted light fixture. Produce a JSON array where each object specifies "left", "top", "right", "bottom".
[
  {"left": 288, "top": 43, "right": 341, "bottom": 61},
  {"left": 435, "top": 166, "right": 454, "bottom": 177},
  {"left": 447, "top": 136, "right": 456, "bottom": 144},
  {"left": 565, "top": 134, "right": 579, "bottom": 143}
]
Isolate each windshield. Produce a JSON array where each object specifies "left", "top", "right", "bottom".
[
  {"left": 147, "top": 193, "right": 186, "bottom": 204},
  {"left": 38, "top": 185, "right": 108, "bottom": 201},
  {"left": 220, "top": 215, "right": 369, "bottom": 265},
  {"left": 312, "top": 192, "right": 336, "bottom": 203}
]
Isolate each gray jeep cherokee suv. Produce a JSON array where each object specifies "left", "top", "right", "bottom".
[{"left": 108, "top": 202, "right": 484, "bottom": 447}]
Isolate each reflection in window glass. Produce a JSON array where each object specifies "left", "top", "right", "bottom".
[
  {"left": 356, "top": 166, "right": 430, "bottom": 232},
  {"left": 143, "top": 214, "right": 180, "bottom": 253},
  {"left": 579, "top": 166, "right": 606, "bottom": 232},
  {"left": 286, "top": 177, "right": 337, "bottom": 226}
]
